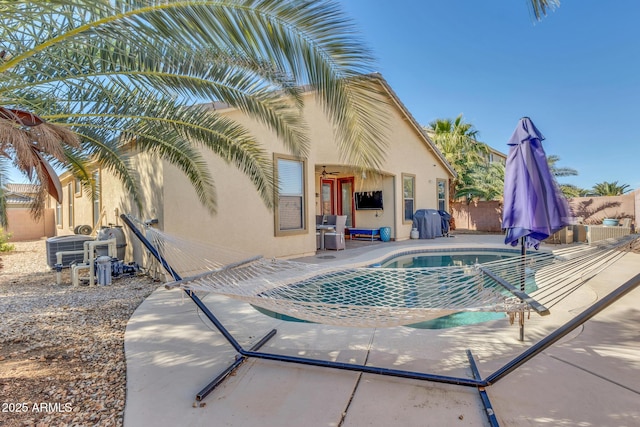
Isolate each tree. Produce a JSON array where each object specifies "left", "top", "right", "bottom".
[
  {"left": 544, "top": 154, "right": 582, "bottom": 198},
  {"left": 592, "top": 181, "right": 631, "bottom": 196},
  {"left": 426, "top": 114, "right": 489, "bottom": 206},
  {"left": 0, "top": 0, "right": 388, "bottom": 220},
  {"left": 528, "top": 0, "right": 560, "bottom": 20},
  {"left": 547, "top": 154, "right": 578, "bottom": 178},
  {"left": 459, "top": 162, "right": 505, "bottom": 202},
  {"left": 557, "top": 183, "right": 584, "bottom": 198}
]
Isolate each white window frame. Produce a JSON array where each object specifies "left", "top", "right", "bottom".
[
  {"left": 92, "top": 170, "right": 101, "bottom": 227},
  {"left": 56, "top": 201, "right": 62, "bottom": 228},
  {"left": 402, "top": 173, "right": 415, "bottom": 223},
  {"left": 67, "top": 183, "right": 74, "bottom": 229},
  {"left": 437, "top": 179, "right": 447, "bottom": 212},
  {"left": 274, "top": 154, "right": 307, "bottom": 236}
]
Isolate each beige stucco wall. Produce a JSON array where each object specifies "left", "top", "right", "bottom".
[
  {"left": 162, "top": 104, "right": 313, "bottom": 258},
  {"left": 55, "top": 177, "right": 91, "bottom": 236},
  {"left": 98, "top": 153, "right": 165, "bottom": 264},
  {"left": 62, "top": 78, "right": 454, "bottom": 260},
  {"left": 160, "top": 84, "right": 453, "bottom": 258},
  {"left": 52, "top": 155, "right": 164, "bottom": 264},
  {"left": 380, "top": 95, "right": 451, "bottom": 240}
]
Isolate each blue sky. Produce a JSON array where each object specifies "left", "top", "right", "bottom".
[
  {"left": 338, "top": 0, "right": 639, "bottom": 191},
  {"left": 6, "top": 1, "right": 638, "bottom": 191}
]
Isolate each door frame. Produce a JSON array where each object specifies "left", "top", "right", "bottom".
[
  {"left": 320, "top": 178, "right": 335, "bottom": 215},
  {"left": 337, "top": 176, "right": 355, "bottom": 227}
]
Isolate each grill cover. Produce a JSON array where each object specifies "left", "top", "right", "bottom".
[{"left": 412, "top": 209, "right": 442, "bottom": 239}]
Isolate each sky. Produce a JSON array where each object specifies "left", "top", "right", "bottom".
[
  {"left": 6, "top": 0, "right": 639, "bottom": 191},
  {"left": 337, "top": 0, "right": 640, "bottom": 191}
]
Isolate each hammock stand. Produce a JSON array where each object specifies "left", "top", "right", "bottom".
[{"left": 122, "top": 215, "right": 640, "bottom": 426}]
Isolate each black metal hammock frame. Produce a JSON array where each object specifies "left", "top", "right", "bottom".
[{"left": 121, "top": 215, "right": 640, "bottom": 427}]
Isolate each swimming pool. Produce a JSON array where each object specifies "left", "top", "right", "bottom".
[
  {"left": 253, "top": 249, "right": 526, "bottom": 329},
  {"left": 378, "top": 250, "right": 517, "bottom": 269}
]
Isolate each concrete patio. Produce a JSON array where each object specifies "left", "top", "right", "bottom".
[{"left": 123, "top": 234, "right": 640, "bottom": 426}]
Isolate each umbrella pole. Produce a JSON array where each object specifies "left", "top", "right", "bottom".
[{"left": 519, "top": 237, "right": 526, "bottom": 341}]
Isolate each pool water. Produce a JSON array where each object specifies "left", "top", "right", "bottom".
[
  {"left": 380, "top": 252, "right": 515, "bottom": 269},
  {"left": 253, "top": 250, "right": 529, "bottom": 329},
  {"left": 384, "top": 251, "right": 518, "bottom": 329}
]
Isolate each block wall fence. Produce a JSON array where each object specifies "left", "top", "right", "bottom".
[{"left": 451, "top": 190, "right": 638, "bottom": 233}]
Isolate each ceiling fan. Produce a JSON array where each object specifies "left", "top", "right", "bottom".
[{"left": 321, "top": 166, "right": 339, "bottom": 177}]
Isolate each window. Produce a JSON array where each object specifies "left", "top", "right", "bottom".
[
  {"left": 74, "top": 178, "right": 82, "bottom": 197},
  {"left": 274, "top": 155, "right": 306, "bottom": 235},
  {"left": 92, "top": 170, "right": 101, "bottom": 227},
  {"left": 402, "top": 174, "right": 415, "bottom": 222},
  {"left": 437, "top": 179, "right": 447, "bottom": 212},
  {"left": 56, "top": 202, "right": 62, "bottom": 227},
  {"left": 67, "top": 183, "right": 74, "bottom": 228}
]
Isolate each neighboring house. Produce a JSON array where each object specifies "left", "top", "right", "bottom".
[
  {"left": 423, "top": 128, "right": 507, "bottom": 166},
  {"left": 4, "top": 183, "right": 55, "bottom": 240},
  {"left": 485, "top": 145, "right": 507, "bottom": 166},
  {"left": 4, "top": 183, "right": 39, "bottom": 207},
  {"left": 53, "top": 74, "right": 456, "bottom": 260},
  {"left": 55, "top": 169, "right": 104, "bottom": 236}
]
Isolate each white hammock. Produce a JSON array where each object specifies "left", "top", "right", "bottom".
[{"left": 138, "top": 219, "right": 639, "bottom": 328}]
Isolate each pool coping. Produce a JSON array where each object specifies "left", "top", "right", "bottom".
[{"left": 123, "top": 234, "right": 640, "bottom": 426}]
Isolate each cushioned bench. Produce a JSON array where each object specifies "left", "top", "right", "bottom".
[{"left": 347, "top": 228, "right": 380, "bottom": 241}]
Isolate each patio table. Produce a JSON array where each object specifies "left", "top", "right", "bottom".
[{"left": 316, "top": 224, "right": 335, "bottom": 250}]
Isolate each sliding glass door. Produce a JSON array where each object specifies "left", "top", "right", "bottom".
[{"left": 338, "top": 177, "right": 354, "bottom": 227}]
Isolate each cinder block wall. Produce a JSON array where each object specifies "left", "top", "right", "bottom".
[
  {"left": 5, "top": 208, "right": 55, "bottom": 241},
  {"left": 451, "top": 191, "right": 638, "bottom": 232},
  {"left": 451, "top": 201, "right": 503, "bottom": 232}
]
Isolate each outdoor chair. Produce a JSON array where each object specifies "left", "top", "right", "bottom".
[
  {"left": 324, "top": 215, "right": 347, "bottom": 250},
  {"left": 316, "top": 215, "right": 323, "bottom": 249}
]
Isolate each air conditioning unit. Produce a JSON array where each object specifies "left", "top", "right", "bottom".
[{"left": 46, "top": 235, "right": 95, "bottom": 268}]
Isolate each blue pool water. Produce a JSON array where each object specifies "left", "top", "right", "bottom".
[
  {"left": 379, "top": 251, "right": 515, "bottom": 269},
  {"left": 254, "top": 249, "right": 526, "bottom": 329},
  {"left": 382, "top": 251, "right": 517, "bottom": 329}
]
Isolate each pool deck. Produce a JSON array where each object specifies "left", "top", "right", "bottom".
[{"left": 123, "top": 234, "right": 640, "bottom": 426}]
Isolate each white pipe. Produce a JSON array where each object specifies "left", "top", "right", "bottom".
[
  {"left": 71, "top": 264, "right": 90, "bottom": 287},
  {"left": 57, "top": 239, "right": 118, "bottom": 286},
  {"left": 55, "top": 250, "right": 85, "bottom": 285}
]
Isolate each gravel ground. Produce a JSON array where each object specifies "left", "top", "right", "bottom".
[{"left": 0, "top": 240, "right": 159, "bottom": 427}]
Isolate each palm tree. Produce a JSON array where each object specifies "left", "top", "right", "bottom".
[
  {"left": 592, "top": 181, "right": 631, "bottom": 196},
  {"left": 528, "top": 0, "right": 560, "bottom": 19},
  {"left": 426, "top": 114, "right": 489, "bottom": 206},
  {"left": 557, "top": 183, "right": 584, "bottom": 198},
  {"left": 0, "top": 1, "right": 388, "bottom": 220},
  {"left": 547, "top": 154, "right": 578, "bottom": 178},
  {"left": 459, "top": 162, "right": 505, "bottom": 202}
]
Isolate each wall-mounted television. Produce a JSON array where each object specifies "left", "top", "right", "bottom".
[{"left": 354, "top": 191, "right": 383, "bottom": 210}]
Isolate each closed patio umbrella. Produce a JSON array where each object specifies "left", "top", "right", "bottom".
[
  {"left": 503, "top": 117, "right": 571, "bottom": 248},
  {"left": 502, "top": 117, "right": 571, "bottom": 340}
]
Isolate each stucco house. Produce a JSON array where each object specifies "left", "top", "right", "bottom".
[
  {"left": 52, "top": 74, "right": 456, "bottom": 259},
  {"left": 4, "top": 183, "right": 55, "bottom": 241}
]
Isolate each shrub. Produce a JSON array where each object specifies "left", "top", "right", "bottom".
[{"left": 0, "top": 228, "right": 15, "bottom": 252}]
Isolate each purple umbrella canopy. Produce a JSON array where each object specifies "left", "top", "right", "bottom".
[{"left": 503, "top": 117, "right": 572, "bottom": 249}]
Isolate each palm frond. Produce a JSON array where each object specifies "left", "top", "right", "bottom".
[
  {"left": 527, "top": 0, "right": 560, "bottom": 20},
  {"left": 1, "top": 0, "right": 388, "bottom": 216}
]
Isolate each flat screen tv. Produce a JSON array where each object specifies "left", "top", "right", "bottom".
[{"left": 354, "top": 191, "right": 383, "bottom": 210}]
